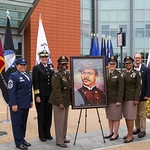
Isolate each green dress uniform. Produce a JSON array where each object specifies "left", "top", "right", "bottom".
[
  {"left": 49, "top": 68, "right": 71, "bottom": 145},
  {"left": 106, "top": 69, "right": 124, "bottom": 120},
  {"left": 122, "top": 68, "right": 142, "bottom": 119}
]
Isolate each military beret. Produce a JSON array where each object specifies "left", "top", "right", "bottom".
[
  {"left": 16, "top": 58, "right": 28, "bottom": 65},
  {"left": 108, "top": 56, "right": 117, "bottom": 63},
  {"left": 38, "top": 50, "right": 49, "bottom": 57},
  {"left": 124, "top": 56, "right": 134, "bottom": 63},
  {"left": 57, "top": 56, "right": 69, "bottom": 64}
]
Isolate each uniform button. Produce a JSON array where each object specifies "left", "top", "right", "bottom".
[
  {"left": 96, "top": 97, "right": 99, "bottom": 99},
  {"left": 64, "top": 87, "right": 67, "bottom": 89},
  {"left": 95, "top": 91, "right": 98, "bottom": 93},
  {"left": 48, "top": 83, "right": 50, "bottom": 85},
  {"left": 84, "top": 92, "right": 86, "bottom": 94}
]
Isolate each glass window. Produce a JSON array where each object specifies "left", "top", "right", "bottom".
[
  {"left": 135, "top": 1, "right": 145, "bottom": 9},
  {"left": 135, "top": 10, "right": 145, "bottom": 21}
]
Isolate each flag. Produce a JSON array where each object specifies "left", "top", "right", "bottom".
[
  {"left": 0, "top": 16, "right": 16, "bottom": 104},
  {"left": 4, "top": 17, "right": 16, "bottom": 71},
  {"left": 101, "top": 37, "right": 106, "bottom": 57},
  {"left": 147, "top": 50, "right": 150, "bottom": 67},
  {"left": 89, "top": 36, "right": 100, "bottom": 56},
  {"left": 106, "top": 39, "right": 114, "bottom": 66},
  {"left": 36, "top": 17, "right": 52, "bottom": 64},
  {"left": 0, "top": 37, "right": 5, "bottom": 73}
]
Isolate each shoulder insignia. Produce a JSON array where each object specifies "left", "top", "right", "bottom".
[{"left": 8, "top": 79, "right": 13, "bottom": 89}]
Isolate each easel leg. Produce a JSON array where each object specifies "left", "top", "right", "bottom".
[
  {"left": 85, "top": 109, "right": 87, "bottom": 133},
  {"left": 96, "top": 108, "right": 105, "bottom": 143},
  {"left": 73, "top": 109, "right": 82, "bottom": 145}
]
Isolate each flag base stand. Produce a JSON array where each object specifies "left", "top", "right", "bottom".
[
  {"left": 0, "top": 119, "right": 11, "bottom": 124},
  {"left": 0, "top": 105, "right": 11, "bottom": 124},
  {"left": 0, "top": 131, "right": 7, "bottom": 137}
]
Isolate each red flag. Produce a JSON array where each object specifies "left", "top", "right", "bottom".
[{"left": 0, "top": 37, "right": 5, "bottom": 73}]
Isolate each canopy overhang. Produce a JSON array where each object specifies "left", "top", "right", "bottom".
[{"left": 0, "top": 0, "right": 39, "bottom": 34}]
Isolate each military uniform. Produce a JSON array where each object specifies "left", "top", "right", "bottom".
[
  {"left": 104, "top": 56, "right": 124, "bottom": 140},
  {"left": 77, "top": 86, "right": 105, "bottom": 106},
  {"left": 49, "top": 56, "right": 71, "bottom": 148},
  {"left": 8, "top": 58, "right": 32, "bottom": 149},
  {"left": 106, "top": 68, "right": 124, "bottom": 120},
  {"left": 32, "top": 50, "right": 54, "bottom": 141},
  {"left": 122, "top": 56, "right": 142, "bottom": 119}
]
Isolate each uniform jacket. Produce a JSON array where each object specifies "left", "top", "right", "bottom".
[
  {"left": 106, "top": 69, "right": 124, "bottom": 103},
  {"left": 8, "top": 70, "right": 32, "bottom": 108},
  {"left": 122, "top": 68, "right": 142, "bottom": 101},
  {"left": 77, "top": 86, "right": 105, "bottom": 106},
  {"left": 32, "top": 63, "right": 54, "bottom": 97},
  {"left": 140, "top": 65, "right": 150, "bottom": 101},
  {"left": 49, "top": 69, "right": 72, "bottom": 108}
]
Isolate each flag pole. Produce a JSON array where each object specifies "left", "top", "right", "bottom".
[{"left": 0, "top": 10, "right": 13, "bottom": 124}]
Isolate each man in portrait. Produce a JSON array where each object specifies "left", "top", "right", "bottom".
[{"left": 74, "top": 61, "right": 105, "bottom": 107}]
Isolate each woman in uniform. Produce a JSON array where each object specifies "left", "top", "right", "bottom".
[
  {"left": 122, "top": 56, "right": 141, "bottom": 143},
  {"left": 32, "top": 50, "right": 54, "bottom": 142},
  {"left": 104, "top": 56, "right": 124, "bottom": 141},
  {"left": 8, "top": 58, "right": 33, "bottom": 150},
  {"left": 49, "top": 56, "right": 71, "bottom": 148}
]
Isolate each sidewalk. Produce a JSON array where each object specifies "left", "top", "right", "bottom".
[
  {"left": 0, "top": 89, "right": 150, "bottom": 150},
  {"left": 0, "top": 123, "right": 150, "bottom": 150}
]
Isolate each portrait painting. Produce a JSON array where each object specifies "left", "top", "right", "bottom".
[{"left": 70, "top": 56, "right": 107, "bottom": 109}]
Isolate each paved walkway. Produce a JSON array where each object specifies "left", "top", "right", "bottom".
[{"left": 0, "top": 123, "right": 150, "bottom": 150}]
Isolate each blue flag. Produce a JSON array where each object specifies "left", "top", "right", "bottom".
[
  {"left": 101, "top": 38, "right": 106, "bottom": 57},
  {"left": 106, "top": 39, "right": 114, "bottom": 65},
  {"left": 89, "top": 36, "right": 100, "bottom": 56}
]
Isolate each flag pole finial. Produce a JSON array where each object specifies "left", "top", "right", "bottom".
[{"left": 6, "top": 10, "right": 10, "bottom": 19}]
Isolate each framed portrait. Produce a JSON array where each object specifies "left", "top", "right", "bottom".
[{"left": 70, "top": 56, "right": 107, "bottom": 109}]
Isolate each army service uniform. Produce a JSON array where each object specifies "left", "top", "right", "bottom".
[
  {"left": 122, "top": 68, "right": 142, "bottom": 119},
  {"left": 106, "top": 69, "right": 124, "bottom": 120},
  {"left": 49, "top": 68, "right": 71, "bottom": 145}
]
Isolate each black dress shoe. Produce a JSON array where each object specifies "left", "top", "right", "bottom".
[
  {"left": 124, "top": 137, "right": 134, "bottom": 143},
  {"left": 138, "top": 131, "right": 146, "bottom": 138},
  {"left": 104, "top": 132, "right": 114, "bottom": 139},
  {"left": 133, "top": 129, "right": 140, "bottom": 135},
  {"left": 46, "top": 136, "right": 53, "bottom": 140},
  {"left": 110, "top": 134, "right": 119, "bottom": 141},
  {"left": 16, "top": 144, "right": 28, "bottom": 150},
  {"left": 123, "top": 135, "right": 128, "bottom": 139},
  {"left": 57, "top": 143, "right": 67, "bottom": 148},
  {"left": 64, "top": 139, "right": 70, "bottom": 143},
  {"left": 23, "top": 141, "right": 31, "bottom": 146},
  {"left": 40, "top": 138, "right": 47, "bottom": 142}
]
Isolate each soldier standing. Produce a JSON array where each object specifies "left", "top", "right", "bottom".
[
  {"left": 49, "top": 56, "right": 71, "bottom": 148},
  {"left": 32, "top": 50, "right": 54, "bottom": 142},
  {"left": 122, "top": 56, "right": 142, "bottom": 143},
  {"left": 8, "top": 58, "right": 33, "bottom": 150},
  {"left": 104, "top": 56, "right": 124, "bottom": 141}
]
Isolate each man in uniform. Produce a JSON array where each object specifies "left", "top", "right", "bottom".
[
  {"left": 133, "top": 53, "right": 150, "bottom": 138},
  {"left": 75, "top": 61, "right": 105, "bottom": 107},
  {"left": 32, "top": 50, "right": 54, "bottom": 142},
  {"left": 8, "top": 58, "right": 33, "bottom": 150}
]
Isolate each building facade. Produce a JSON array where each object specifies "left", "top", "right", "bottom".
[{"left": 0, "top": 0, "right": 150, "bottom": 70}]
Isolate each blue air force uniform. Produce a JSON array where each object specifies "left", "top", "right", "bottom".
[{"left": 8, "top": 58, "right": 32, "bottom": 147}]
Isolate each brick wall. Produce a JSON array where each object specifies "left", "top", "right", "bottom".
[{"left": 24, "top": 0, "right": 80, "bottom": 71}]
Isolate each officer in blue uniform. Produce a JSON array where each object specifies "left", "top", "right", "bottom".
[{"left": 8, "top": 58, "right": 33, "bottom": 150}]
